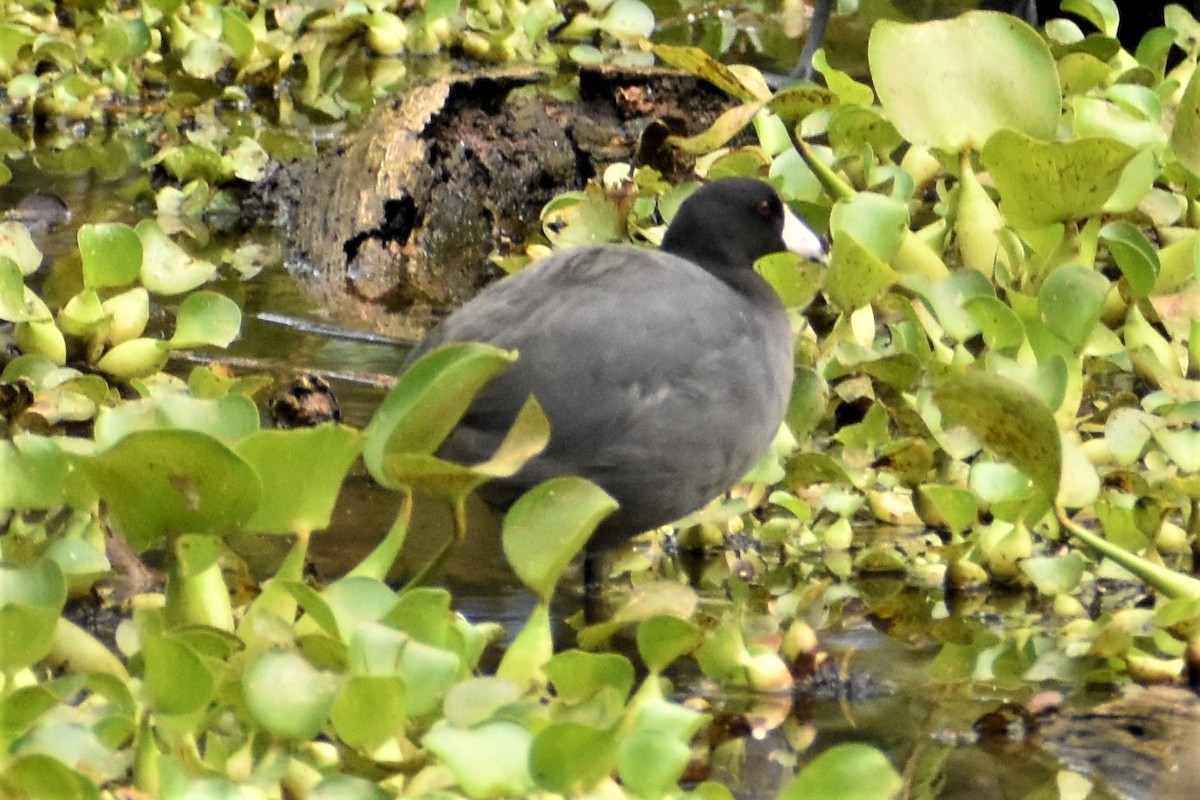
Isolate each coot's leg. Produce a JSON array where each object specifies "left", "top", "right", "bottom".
[{"left": 787, "top": 0, "right": 835, "bottom": 82}]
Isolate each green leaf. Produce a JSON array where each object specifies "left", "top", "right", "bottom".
[
  {"left": 545, "top": 650, "right": 634, "bottom": 703},
  {"left": 363, "top": 342, "right": 515, "bottom": 488},
  {"left": 169, "top": 290, "right": 242, "bottom": 348},
  {"left": 0, "top": 559, "right": 67, "bottom": 672},
  {"left": 94, "top": 393, "right": 261, "bottom": 448},
  {"left": 652, "top": 44, "right": 769, "bottom": 102},
  {"left": 423, "top": 720, "right": 534, "bottom": 798},
  {"left": 778, "top": 743, "right": 902, "bottom": 800},
  {"left": 78, "top": 223, "right": 141, "bottom": 289},
  {"left": 824, "top": 235, "right": 898, "bottom": 313},
  {"left": 94, "top": 338, "right": 169, "bottom": 379},
  {"left": 1100, "top": 221, "right": 1159, "bottom": 298},
  {"left": 243, "top": 649, "right": 338, "bottom": 739},
  {"left": 934, "top": 371, "right": 1062, "bottom": 503},
  {"left": 869, "top": 11, "right": 1059, "bottom": 151},
  {"left": 637, "top": 615, "right": 702, "bottom": 672},
  {"left": 236, "top": 424, "right": 362, "bottom": 534},
  {"left": 137, "top": 219, "right": 217, "bottom": 295},
  {"left": 1172, "top": 61, "right": 1200, "bottom": 176},
  {"left": 1021, "top": 552, "right": 1088, "bottom": 595},
  {"left": 1061, "top": 0, "right": 1119, "bottom": 37},
  {"left": 142, "top": 634, "right": 215, "bottom": 715},
  {"left": 530, "top": 721, "right": 617, "bottom": 794},
  {"left": 1037, "top": 266, "right": 1109, "bottom": 349},
  {"left": 502, "top": 477, "right": 618, "bottom": 601},
  {"left": 980, "top": 130, "right": 1137, "bottom": 225},
  {"left": 80, "top": 429, "right": 261, "bottom": 551},
  {"left": 0, "top": 221, "right": 42, "bottom": 275},
  {"left": 330, "top": 675, "right": 407, "bottom": 750}
]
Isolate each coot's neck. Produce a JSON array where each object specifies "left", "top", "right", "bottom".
[{"left": 661, "top": 233, "right": 771, "bottom": 294}]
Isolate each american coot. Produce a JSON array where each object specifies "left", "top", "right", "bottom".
[{"left": 404, "top": 177, "right": 827, "bottom": 558}]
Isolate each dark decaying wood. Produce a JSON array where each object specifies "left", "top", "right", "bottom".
[{"left": 259, "top": 66, "right": 739, "bottom": 339}]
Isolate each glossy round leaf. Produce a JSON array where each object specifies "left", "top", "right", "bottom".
[
  {"left": 80, "top": 429, "right": 261, "bottom": 551},
  {"left": 243, "top": 649, "right": 338, "bottom": 739},
  {"left": 870, "top": 12, "right": 1059, "bottom": 151},
  {"left": 1099, "top": 221, "right": 1159, "bottom": 298},
  {"left": 94, "top": 338, "right": 168, "bottom": 380},
  {"left": 1037, "top": 266, "right": 1109, "bottom": 349},
  {"left": 137, "top": 219, "right": 217, "bottom": 295},
  {"left": 169, "top": 290, "right": 242, "bottom": 348},
  {"left": 637, "top": 615, "right": 702, "bottom": 672},
  {"left": 330, "top": 675, "right": 407, "bottom": 750},
  {"left": 0, "top": 221, "right": 42, "bottom": 275},
  {"left": 617, "top": 728, "right": 692, "bottom": 800},
  {"left": 825, "top": 235, "right": 898, "bottom": 313},
  {"left": 529, "top": 721, "right": 617, "bottom": 794},
  {"left": 502, "top": 476, "right": 618, "bottom": 601},
  {"left": 362, "top": 342, "right": 515, "bottom": 487},
  {"left": 934, "top": 371, "right": 1062, "bottom": 503},
  {"left": 142, "top": 635, "right": 215, "bottom": 715},
  {"left": 94, "top": 393, "right": 261, "bottom": 448},
  {"left": 778, "top": 743, "right": 902, "bottom": 800},
  {"left": 78, "top": 222, "right": 141, "bottom": 289},
  {"left": 980, "top": 130, "right": 1137, "bottom": 225},
  {"left": 1172, "top": 66, "right": 1200, "bottom": 176},
  {"left": 236, "top": 424, "right": 362, "bottom": 534},
  {"left": 0, "top": 559, "right": 67, "bottom": 672},
  {"left": 544, "top": 650, "right": 634, "bottom": 703},
  {"left": 423, "top": 720, "right": 534, "bottom": 798}
]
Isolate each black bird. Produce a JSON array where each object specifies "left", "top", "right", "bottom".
[{"left": 403, "top": 177, "right": 827, "bottom": 563}]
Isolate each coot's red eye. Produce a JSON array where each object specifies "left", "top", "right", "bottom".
[{"left": 755, "top": 199, "right": 772, "bottom": 216}]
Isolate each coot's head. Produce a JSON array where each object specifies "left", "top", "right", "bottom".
[{"left": 660, "top": 177, "right": 827, "bottom": 273}]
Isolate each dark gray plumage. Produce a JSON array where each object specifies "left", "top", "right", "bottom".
[{"left": 404, "top": 177, "right": 827, "bottom": 551}]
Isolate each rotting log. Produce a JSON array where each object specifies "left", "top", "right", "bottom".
[{"left": 259, "top": 65, "right": 739, "bottom": 340}]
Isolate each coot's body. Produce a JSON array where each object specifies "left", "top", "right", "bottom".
[{"left": 404, "top": 178, "right": 826, "bottom": 550}]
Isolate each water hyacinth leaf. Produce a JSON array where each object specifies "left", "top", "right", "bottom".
[
  {"left": 243, "top": 649, "right": 337, "bottom": 739},
  {"left": 0, "top": 435, "right": 71, "bottom": 510},
  {"left": 236, "top": 424, "right": 362, "bottom": 534},
  {"left": 965, "top": 295, "right": 1025, "bottom": 351},
  {"left": 168, "top": 290, "right": 242, "bottom": 348},
  {"left": 2, "top": 753, "right": 98, "bottom": 800},
  {"left": 934, "top": 372, "right": 1062, "bottom": 503},
  {"left": 778, "top": 743, "right": 902, "bottom": 800},
  {"left": 637, "top": 615, "right": 703, "bottom": 672},
  {"left": 0, "top": 221, "right": 42, "bottom": 275},
  {"left": 330, "top": 675, "right": 407, "bottom": 750},
  {"left": 399, "top": 638, "right": 461, "bottom": 716},
  {"left": 1061, "top": 0, "right": 1119, "bottom": 37},
  {"left": 0, "top": 558, "right": 67, "bottom": 672},
  {"left": 0, "top": 257, "right": 26, "bottom": 321},
  {"left": 578, "top": 581, "right": 698, "bottom": 649},
  {"left": 666, "top": 101, "right": 765, "bottom": 155},
  {"left": 757, "top": 252, "right": 823, "bottom": 309},
  {"left": 824, "top": 235, "right": 898, "bottom": 313},
  {"left": 380, "top": 395, "right": 548, "bottom": 498},
  {"left": 137, "top": 220, "right": 217, "bottom": 295},
  {"left": 915, "top": 485, "right": 979, "bottom": 536},
  {"left": 314, "top": 577, "right": 401, "bottom": 642},
  {"left": 443, "top": 677, "right": 523, "bottom": 727},
  {"left": 497, "top": 602, "right": 553, "bottom": 686},
  {"left": 94, "top": 337, "right": 169, "bottom": 380},
  {"left": 1105, "top": 408, "right": 1154, "bottom": 465},
  {"left": 1037, "top": 266, "right": 1109, "bottom": 349},
  {"left": 362, "top": 342, "right": 515, "bottom": 486},
  {"left": 1072, "top": 97, "right": 1166, "bottom": 150},
  {"left": 869, "top": 12, "right": 1059, "bottom": 151},
  {"left": 541, "top": 191, "right": 623, "bottom": 248},
  {"left": 830, "top": 193, "right": 908, "bottom": 263},
  {"left": 57, "top": 290, "right": 105, "bottom": 337},
  {"left": 980, "top": 130, "right": 1137, "bottom": 225},
  {"left": 423, "top": 720, "right": 535, "bottom": 798},
  {"left": 80, "top": 429, "right": 261, "bottom": 551},
  {"left": 545, "top": 650, "right": 634, "bottom": 703},
  {"left": 95, "top": 393, "right": 260, "bottom": 449},
  {"left": 1172, "top": 67, "right": 1200, "bottom": 176},
  {"left": 618, "top": 728, "right": 692, "bottom": 799},
  {"left": 912, "top": 269, "right": 994, "bottom": 342},
  {"left": 78, "top": 222, "right": 141, "bottom": 289},
  {"left": 15, "top": 319, "right": 66, "bottom": 366},
  {"left": 142, "top": 634, "right": 215, "bottom": 715},
  {"left": 1099, "top": 221, "right": 1159, "bottom": 298},
  {"left": 768, "top": 85, "right": 838, "bottom": 128},
  {"left": 502, "top": 476, "right": 618, "bottom": 600},
  {"left": 599, "top": 0, "right": 654, "bottom": 39},
  {"left": 1022, "top": 552, "right": 1088, "bottom": 596},
  {"left": 530, "top": 721, "right": 617, "bottom": 794},
  {"left": 652, "top": 44, "right": 769, "bottom": 102},
  {"left": 309, "top": 776, "right": 391, "bottom": 800},
  {"left": 101, "top": 288, "right": 150, "bottom": 345}
]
